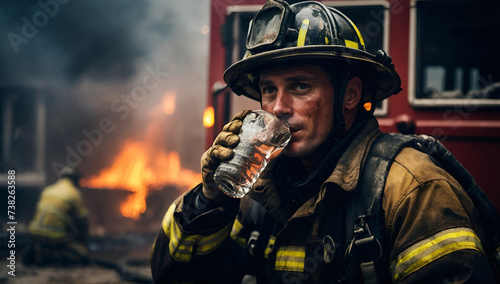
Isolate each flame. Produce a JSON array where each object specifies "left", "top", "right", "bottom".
[
  {"left": 86, "top": 140, "right": 201, "bottom": 220},
  {"left": 86, "top": 91, "right": 202, "bottom": 220},
  {"left": 86, "top": 142, "right": 201, "bottom": 220}
]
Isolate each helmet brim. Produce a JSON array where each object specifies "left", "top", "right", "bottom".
[{"left": 223, "top": 45, "right": 402, "bottom": 102}]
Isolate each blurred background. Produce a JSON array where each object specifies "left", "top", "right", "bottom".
[
  {"left": 0, "top": 0, "right": 210, "bottom": 282},
  {"left": 0, "top": 0, "right": 209, "bottom": 227}
]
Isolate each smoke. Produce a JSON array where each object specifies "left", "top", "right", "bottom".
[{"left": 0, "top": 0, "right": 210, "bottom": 178}]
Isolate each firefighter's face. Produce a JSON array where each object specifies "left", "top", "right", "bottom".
[{"left": 259, "top": 65, "right": 335, "bottom": 158}]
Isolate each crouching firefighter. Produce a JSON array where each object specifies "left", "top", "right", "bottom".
[
  {"left": 150, "top": 0, "right": 499, "bottom": 283},
  {"left": 23, "top": 166, "right": 90, "bottom": 266}
]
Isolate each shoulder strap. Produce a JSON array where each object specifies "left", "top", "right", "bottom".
[{"left": 345, "top": 133, "right": 413, "bottom": 284}]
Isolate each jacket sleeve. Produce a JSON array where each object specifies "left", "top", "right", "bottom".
[
  {"left": 150, "top": 184, "right": 254, "bottom": 283},
  {"left": 383, "top": 148, "right": 495, "bottom": 283}
]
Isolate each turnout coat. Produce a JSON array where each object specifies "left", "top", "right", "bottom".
[{"left": 151, "top": 118, "right": 494, "bottom": 283}]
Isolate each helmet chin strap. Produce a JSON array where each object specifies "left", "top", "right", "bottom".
[{"left": 332, "top": 70, "right": 348, "bottom": 141}]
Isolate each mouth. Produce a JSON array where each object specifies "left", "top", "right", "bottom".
[
  {"left": 288, "top": 128, "right": 301, "bottom": 140},
  {"left": 288, "top": 125, "right": 300, "bottom": 133},
  {"left": 285, "top": 122, "right": 301, "bottom": 138}
]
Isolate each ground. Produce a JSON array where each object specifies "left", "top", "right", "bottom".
[
  {"left": 0, "top": 232, "right": 155, "bottom": 284},
  {"left": 0, "top": 264, "right": 142, "bottom": 284}
]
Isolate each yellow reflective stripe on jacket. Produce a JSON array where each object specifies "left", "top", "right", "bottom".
[
  {"left": 196, "top": 222, "right": 232, "bottom": 255},
  {"left": 161, "top": 202, "right": 233, "bottom": 262},
  {"left": 29, "top": 206, "right": 70, "bottom": 239},
  {"left": 275, "top": 246, "right": 305, "bottom": 272},
  {"left": 390, "top": 227, "right": 484, "bottom": 282},
  {"left": 264, "top": 236, "right": 276, "bottom": 259},
  {"left": 230, "top": 218, "right": 247, "bottom": 248},
  {"left": 161, "top": 203, "right": 176, "bottom": 237},
  {"left": 169, "top": 216, "right": 198, "bottom": 262}
]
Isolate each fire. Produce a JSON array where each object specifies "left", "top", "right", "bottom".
[
  {"left": 86, "top": 140, "right": 201, "bottom": 220},
  {"left": 86, "top": 91, "right": 201, "bottom": 220}
]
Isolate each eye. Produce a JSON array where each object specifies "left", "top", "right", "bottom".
[
  {"left": 293, "top": 83, "right": 310, "bottom": 93},
  {"left": 261, "top": 86, "right": 277, "bottom": 96},
  {"left": 297, "top": 83, "right": 309, "bottom": 90}
]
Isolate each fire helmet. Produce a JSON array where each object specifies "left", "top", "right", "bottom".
[
  {"left": 58, "top": 166, "right": 82, "bottom": 185},
  {"left": 223, "top": 0, "right": 402, "bottom": 103}
]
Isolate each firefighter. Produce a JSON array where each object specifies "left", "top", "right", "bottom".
[
  {"left": 151, "top": 1, "right": 496, "bottom": 283},
  {"left": 23, "top": 166, "right": 90, "bottom": 266}
]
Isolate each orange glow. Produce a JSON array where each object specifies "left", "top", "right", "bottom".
[
  {"left": 203, "top": 106, "right": 214, "bottom": 128},
  {"left": 363, "top": 102, "right": 372, "bottom": 112},
  {"left": 86, "top": 140, "right": 201, "bottom": 220},
  {"left": 162, "top": 92, "right": 176, "bottom": 115}
]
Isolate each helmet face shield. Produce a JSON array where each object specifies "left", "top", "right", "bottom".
[{"left": 246, "top": 0, "right": 294, "bottom": 52}]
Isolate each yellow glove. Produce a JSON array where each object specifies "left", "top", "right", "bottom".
[{"left": 201, "top": 109, "right": 252, "bottom": 201}]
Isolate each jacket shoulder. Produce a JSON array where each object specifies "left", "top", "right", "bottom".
[
  {"left": 382, "top": 146, "right": 473, "bottom": 236},
  {"left": 387, "top": 147, "right": 461, "bottom": 194}
]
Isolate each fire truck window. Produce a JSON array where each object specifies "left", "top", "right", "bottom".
[{"left": 415, "top": 0, "right": 500, "bottom": 102}]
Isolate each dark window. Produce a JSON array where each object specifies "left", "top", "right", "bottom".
[{"left": 413, "top": 0, "right": 500, "bottom": 105}]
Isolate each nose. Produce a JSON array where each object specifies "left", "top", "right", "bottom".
[{"left": 272, "top": 90, "right": 292, "bottom": 119}]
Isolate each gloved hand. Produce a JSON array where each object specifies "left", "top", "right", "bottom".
[{"left": 201, "top": 109, "right": 252, "bottom": 201}]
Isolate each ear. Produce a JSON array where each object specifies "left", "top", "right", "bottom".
[{"left": 344, "top": 77, "right": 362, "bottom": 111}]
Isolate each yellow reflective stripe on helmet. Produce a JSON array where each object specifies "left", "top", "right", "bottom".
[
  {"left": 390, "top": 227, "right": 484, "bottom": 282},
  {"left": 275, "top": 246, "right": 306, "bottom": 272},
  {"left": 196, "top": 222, "right": 232, "bottom": 255},
  {"left": 264, "top": 236, "right": 276, "bottom": 258},
  {"left": 297, "top": 19, "right": 310, "bottom": 47},
  {"left": 344, "top": 40, "right": 359, "bottom": 50},
  {"left": 230, "top": 219, "right": 247, "bottom": 248},
  {"left": 344, "top": 17, "right": 365, "bottom": 49}
]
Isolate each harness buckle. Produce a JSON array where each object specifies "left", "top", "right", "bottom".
[
  {"left": 351, "top": 216, "right": 383, "bottom": 284},
  {"left": 353, "top": 216, "right": 383, "bottom": 262}
]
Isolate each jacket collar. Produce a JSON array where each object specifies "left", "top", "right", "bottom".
[
  {"left": 248, "top": 117, "right": 382, "bottom": 224},
  {"left": 325, "top": 117, "right": 381, "bottom": 192}
]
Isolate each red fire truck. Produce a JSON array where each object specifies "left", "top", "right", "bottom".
[{"left": 204, "top": 0, "right": 500, "bottom": 210}]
